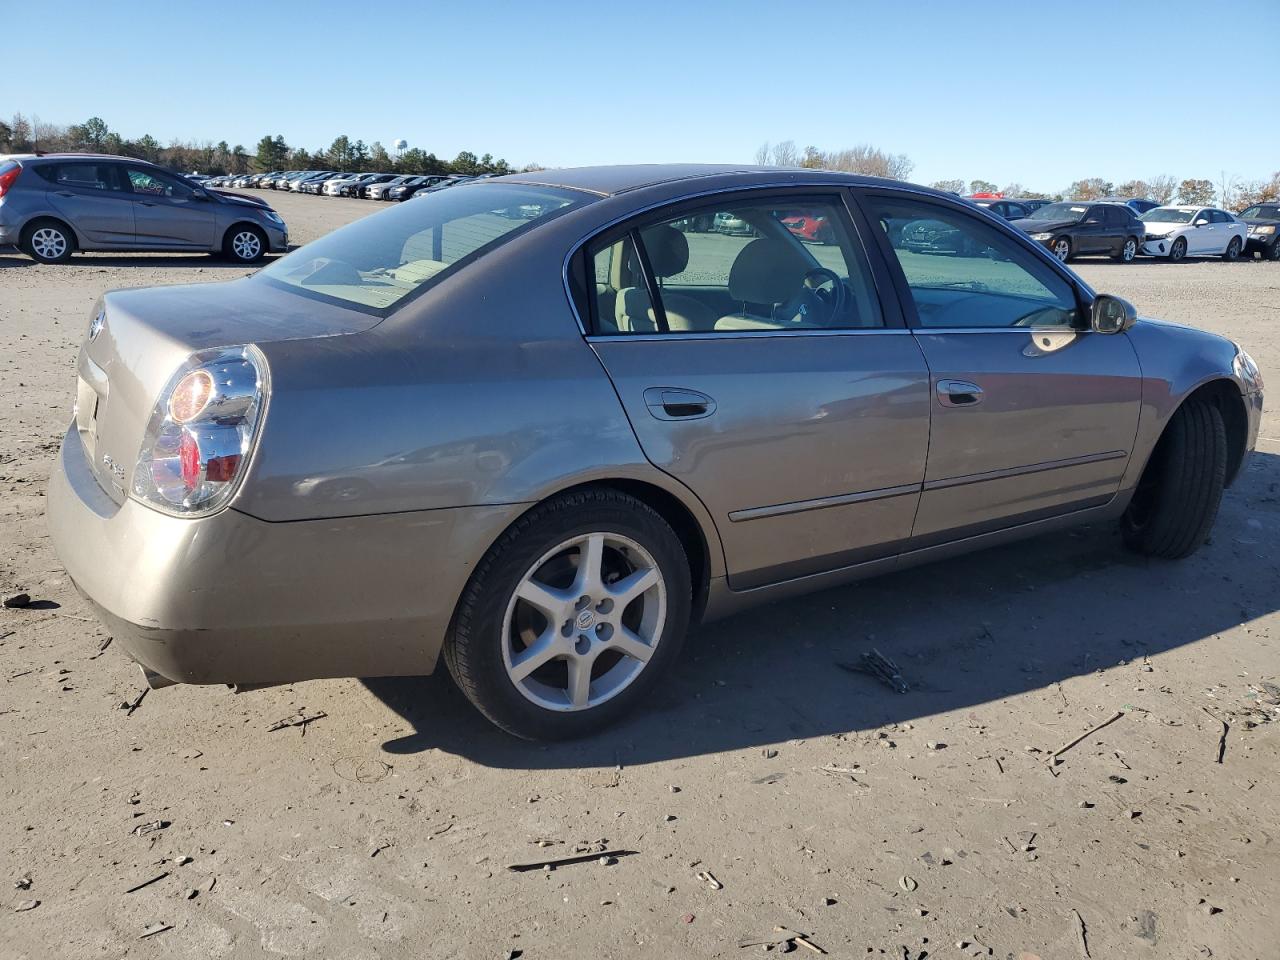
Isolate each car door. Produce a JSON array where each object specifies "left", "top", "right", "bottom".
[
  {"left": 123, "top": 166, "right": 215, "bottom": 248},
  {"left": 858, "top": 191, "right": 1142, "bottom": 544},
  {"left": 1210, "top": 209, "right": 1237, "bottom": 252},
  {"left": 1076, "top": 205, "right": 1109, "bottom": 253},
  {"left": 580, "top": 190, "right": 932, "bottom": 590},
  {"left": 1187, "top": 208, "right": 1217, "bottom": 254},
  {"left": 41, "top": 161, "right": 134, "bottom": 245},
  {"left": 1102, "top": 205, "right": 1130, "bottom": 253}
]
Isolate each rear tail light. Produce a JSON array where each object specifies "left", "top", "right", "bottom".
[
  {"left": 0, "top": 165, "right": 21, "bottom": 199},
  {"left": 133, "top": 345, "right": 269, "bottom": 516}
]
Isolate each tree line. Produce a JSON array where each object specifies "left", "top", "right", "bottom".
[
  {"left": 755, "top": 140, "right": 1280, "bottom": 210},
  {"left": 0, "top": 114, "right": 530, "bottom": 179}
]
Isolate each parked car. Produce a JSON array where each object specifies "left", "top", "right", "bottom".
[
  {"left": 1098, "top": 196, "right": 1161, "bottom": 215},
  {"left": 967, "top": 197, "right": 1033, "bottom": 219},
  {"left": 1011, "top": 201, "right": 1144, "bottom": 262},
  {"left": 713, "top": 210, "right": 752, "bottom": 235},
  {"left": 402, "top": 175, "right": 463, "bottom": 199},
  {"left": 1237, "top": 203, "right": 1280, "bottom": 260},
  {"left": 1139, "top": 206, "right": 1248, "bottom": 261},
  {"left": 364, "top": 175, "right": 415, "bottom": 200},
  {"left": 780, "top": 210, "right": 835, "bottom": 243},
  {"left": 410, "top": 176, "right": 473, "bottom": 198},
  {"left": 292, "top": 171, "right": 339, "bottom": 193},
  {"left": 324, "top": 173, "right": 383, "bottom": 197},
  {"left": 0, "top": 154, "right": 288, "bottom": 263},
  {"left": 389, "top": 176, "right": 447, "bottom": 201},
  {"left": 46, "top": 166, "right": 1262, "bottom": 739},
  {"left": 1018, "top": 199, "right": 1054, "bottom": 214}
]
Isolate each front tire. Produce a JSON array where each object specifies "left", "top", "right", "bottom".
[
  {"left": 444, "top": 488, "right": 692, "bottom": 740},
  {"left": 1169, "top": 237, "right": 1187, "bottom": 262},
  {"left": 22, "top": 220, "right": 75, "bottom": 263},
  {"left": 1270, "top": 240, "right": 1280, "bottom": 262},
  {"left": 1223, "top": 236, "right": 1241, "bottom": 261},
  {"left": 1122, "top": 396, "right": 1227, "bottom": 559},
  {"left": 223, "top": 225, "right": 267, "bottom": 263},
  {"left": 1052, "top": 237, "right": 1071, "bottom": 262}
]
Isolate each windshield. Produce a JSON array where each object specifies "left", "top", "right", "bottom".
[
  {"left": 1239, "top": 204, "right": 1280, "bottom": 221},
  {"left": 1141, "top": 208, "right": 1195, "bottom": 223},
  {"left": 1028, "top": 203, "right": 1087, "bottom": 221},
  {"left": 260, "top": 183, "right": 588, "bottom": 311}
]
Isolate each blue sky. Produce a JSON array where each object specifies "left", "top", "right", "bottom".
[{"left": 9, "top": 0, "right": 1278, "bottom": 191}]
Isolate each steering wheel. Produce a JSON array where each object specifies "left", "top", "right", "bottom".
[{"left": 797, "top": 267, "right": 848, "bottom": 325}]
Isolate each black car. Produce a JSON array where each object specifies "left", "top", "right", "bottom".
[
  {"left": 968, "top": 197, "right": 1033, "bottom": 219},
  {"left": 388, "top": 175, "right": 447, "bottom": 201},
  {"left": 1098, "top": 196, "right": 1161, "bottom": 215},
  {"left": 1011, "top": 202, "right": 1144, "bottom": 263},
  {"left": 1238, "top": 203, "right": 1280, "bottom": 260}
]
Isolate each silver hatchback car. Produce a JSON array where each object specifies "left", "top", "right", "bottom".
[
  {"left": 0, "top": 154, "right": 288, "bottom": 263},
  {"left": 47, "top": 165, "right": 1263, "bottom": 739}
]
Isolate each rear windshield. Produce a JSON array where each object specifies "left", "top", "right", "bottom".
[
  {"left": 260, "top": 183, "right": 588, "bottom": 311},
  {"left": 1141, "top": 208, "right": 1195, "bottom": 223}
]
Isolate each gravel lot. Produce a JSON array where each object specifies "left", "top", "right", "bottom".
[{"left": 2, "top": 190, "right": 1277, "bottom": 959}]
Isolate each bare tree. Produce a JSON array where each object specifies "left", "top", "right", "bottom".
[
  {"left": 930, "top": 179, "right": 966, "bottom": 194},
  {"left": 772, "top": 140, "right": 799, "bottom": 167},
  {"left": 1234, "top": 172, "right": 1280, "bottom": 208},
  {"left": 1216, "top": 171, "right": 1242, "bottom": 210},
  {"left": 754, "top": 141, "right": 771, "bottom": 165},
  {"left": 1147, "top": 175, "right": 1177, "bottom": 204}
]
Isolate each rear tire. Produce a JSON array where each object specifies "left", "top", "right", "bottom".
[
  {"left": 1121, "top": 396, "right": 1227, "bottom": 559},
  {"left": 444, "top": 488, "right": 692, "bottom": 740},
  {"left": 222, "top": 225, "right": 267, "bottom": 263},
  {"left": 21, "top": 219, "right": 75, "bottom": 263},
  {"left": 1169, "top": 237, "right": 1187, "bottom": 262},
  {"left": 1113, "top": 237, "right": 1138, "bottom": 262},
  {"left": 1222, "top": 236, "right": 1241, "bottom": 261}
]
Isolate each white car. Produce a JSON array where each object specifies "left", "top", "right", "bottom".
[{"left": 1139, "top": 205, "right": 1248, "bottom": 262}]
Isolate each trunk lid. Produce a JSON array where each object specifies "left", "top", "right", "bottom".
[{"left": 74, "top": 276, "right": 380, "bottom": 504}]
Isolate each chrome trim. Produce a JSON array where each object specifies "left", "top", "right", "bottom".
[
  {"left": 586, "top": 328, "right": 912, "bottom": 343},
  {"left": 913, "top": 327, "right": 1091, "bottom": 336},
  {"left": 924, "top": 450, "right": 1127, "bottom": 492},
  {"left": 728, "top": 482, "right": 921, "bottom": 522}
]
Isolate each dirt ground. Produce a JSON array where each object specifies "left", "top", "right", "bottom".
[{"left": 2, "top": 190, "right": 1277, "bottom": 960}]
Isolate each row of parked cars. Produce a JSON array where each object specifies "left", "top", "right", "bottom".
[
  {"left": 197, "top": 170, "right": 487, "bottom": 202},
  {"left": 956, "top": 194, "right": 1279, "bottom": 263}
]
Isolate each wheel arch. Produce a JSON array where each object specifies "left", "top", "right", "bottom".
[
  {"left": 220, "top": 219, "right": 266, "bottom": 249},
  {"left": 1137, "top": 378, "right": 1248, "bottom": 490}
]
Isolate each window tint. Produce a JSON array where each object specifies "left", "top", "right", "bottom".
[
  {"left": 1210, "top": 210, "right": 1231, "bottom": 224},
  {"left": 588, "top": 197, "right": 883, "bottom": 335},
  {"left": 125, "top": 168, "right": 194, "bottom": 199},
  {"left": 868, "top": 196, "right": 1079, "bottom": 329},
  {"left": 1103, "top": 206, "right": 1127, "bottom": 227},
  {"left": 41, "top": 162, "right": 124, "bottom": 191}
]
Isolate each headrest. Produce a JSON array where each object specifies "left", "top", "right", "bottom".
[
  {"left": 727, "top": 239, "right": 807, "bottom": 304},
  {"left": 639, "top": 224, "right": 690, "bottom": 278}
]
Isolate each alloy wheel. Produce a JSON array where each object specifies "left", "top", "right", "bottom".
[
  {"left": 1171, "top": 238, "right": 1186, "bottom": 262},
  {"left": 1122, "top": 239, "right": 1136, "bottom": 261},
  {"left": 1053, "top": 238, "right": 1070, "bottom": 262},
  {"left": 231, "top": 230, "right": 262, "bottom": 261},
  {"left": 31, "top": 227, "right": 68, "bottom": 261},
  {"left": 502, "top": 532, "right": 666, "bottom": 712}
]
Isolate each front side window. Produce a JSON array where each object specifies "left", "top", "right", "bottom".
[
  {"left": 125, "top": 168, "right": 194, "bottom": 199},
  {"left": 588, "top": 196, "right": 884, "bottom": 335},
  {"left": 868, "top": 195, "right": 1079, "bottom": 329},
  {"left": 260, "top": 183, "right": 587, "bottom": 311}
]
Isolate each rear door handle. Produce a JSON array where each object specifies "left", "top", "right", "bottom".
[
  {"left": 936, "top": 379, "right": 984, "bottom": 407},
  {"left": 642, "top": 387, "right": 716, "bottom": 420}
]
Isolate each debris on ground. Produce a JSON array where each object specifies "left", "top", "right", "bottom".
[
  {"left": 1071, "top": 908, "right": 1091, "bottom": 958},
  {"left": 3, "top": 593, "right": 31, "bottom": 609},
  {"left": 14, "top": 899, "right": 39, "bottom": 912},
  {"left": 124, "top": 872, "right": 169, "bottom": 894},
  {"left": 267, "top": 711, "right": 327, "bottom": 733},
  {"left": 1047, "top": 710, "right": 1125, "bottom": 765},
  {"left": 139, "top": 922, "right": 172, "bottom": 939},
  {"left": 88, "top": 637, "right": 112, "bottom": 659},
  {"left": 899, "top": 875, "right": 918, "bottom": 892},
  {"left": 121, "top": 688, "right": 147, "bottom": 717},
  {"left": 131, "top": 819, "right": 169, "bottom": 837},
  {"left": 737, "top": 927, "right": 826, "bottom": 953},
  {"left": 1201, "top": 707, "right": 1229, "bottom": 763},
  {"left": 837, "top": 649, "right": 909, "bottom": 693},
  {"left": 506, "top": 849, "right": 637, "bottom": 872},
  {"left": 696, "top": 870, "right": 723, "bottom": 890},
  {"left": 14, "top": 877, "right": 32, "bottom": 890}
]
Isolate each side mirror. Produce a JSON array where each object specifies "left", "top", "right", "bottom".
[
  {"left": 1091, "top": 294, "right": 1137, "bottom": 334},
  {"left": 190, "top": 188, "right": 209, "bottom": 201},
  {"left": 1194, "top": 218, "right": 1208, "bottom": 226}
]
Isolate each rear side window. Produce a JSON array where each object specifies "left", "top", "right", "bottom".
[
  {"left": 1103, "top": 206, "right": 1127, "bottom": 227},
  {"left": 37, "top": 162, "right": 125, "bottom": 191},
  {"left": 867, "top": 195, "right": 1079, "bottom": 329},
  {"left": 260, "top": 183, "right": 588, "bottom": 312},
  {"left": 588, "top": 196, "right": 884, "bottom": 335}
]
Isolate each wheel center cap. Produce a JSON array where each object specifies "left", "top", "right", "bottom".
[{"left": 576, "top": 610, "right": 596, "bottom": 630}]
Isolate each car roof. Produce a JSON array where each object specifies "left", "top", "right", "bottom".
[{"left": 498, "top": 163, "right": 902, "bottom": 198}]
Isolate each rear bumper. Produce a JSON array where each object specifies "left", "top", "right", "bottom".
[{"left": 47, "top": 424, "right": 523, "bottom": 685}]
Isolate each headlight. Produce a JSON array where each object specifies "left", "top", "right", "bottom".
[
  {"left": 1030, "top": 232, "right": 1052, "bottom": 240},
  {"left": 1253, "top": 224, "right": 1276, "bottom": 235},
  {"left": 1233, "top": 347, "right": 1263, "bottom": 393},
  {"left": 262, "top": 210, "right": 284, "bottom": 224}
]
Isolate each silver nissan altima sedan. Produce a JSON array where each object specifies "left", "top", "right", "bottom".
[{"left": 48, "top": 165, "right": 1263, "bottom": 739}]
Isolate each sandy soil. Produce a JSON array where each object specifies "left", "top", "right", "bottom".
[{"left": 2, "top": 191, "right": 1277, "bottom": 960}]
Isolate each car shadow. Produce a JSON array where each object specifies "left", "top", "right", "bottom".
[
  {"left": 0, "top": 248, "right": 282, "bottom": 270},
  {"left": 364, "top": 450, "right": 1278, "bottom": 769}
]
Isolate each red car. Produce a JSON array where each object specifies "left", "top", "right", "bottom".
[{"left": 781, "top": 212, "right": 834, "bottom": 244}]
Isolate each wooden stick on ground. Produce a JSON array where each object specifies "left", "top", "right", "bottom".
[
  {"left": 1071, "top": 908, "right": 1091, "bottom": 958},
  {"left": 1047, "top": 710, "right": 1125, "bottom": 764},
  {"left": 1202, "top": 707, "right": 1229, "bottom": 764}
]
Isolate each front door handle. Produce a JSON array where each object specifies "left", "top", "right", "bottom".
[
  {"left": 937, "top": 379, "right": 984, "bottom": 407},
  {"left": 643, "top": 387, "right": 716, "bottom": 420}
]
